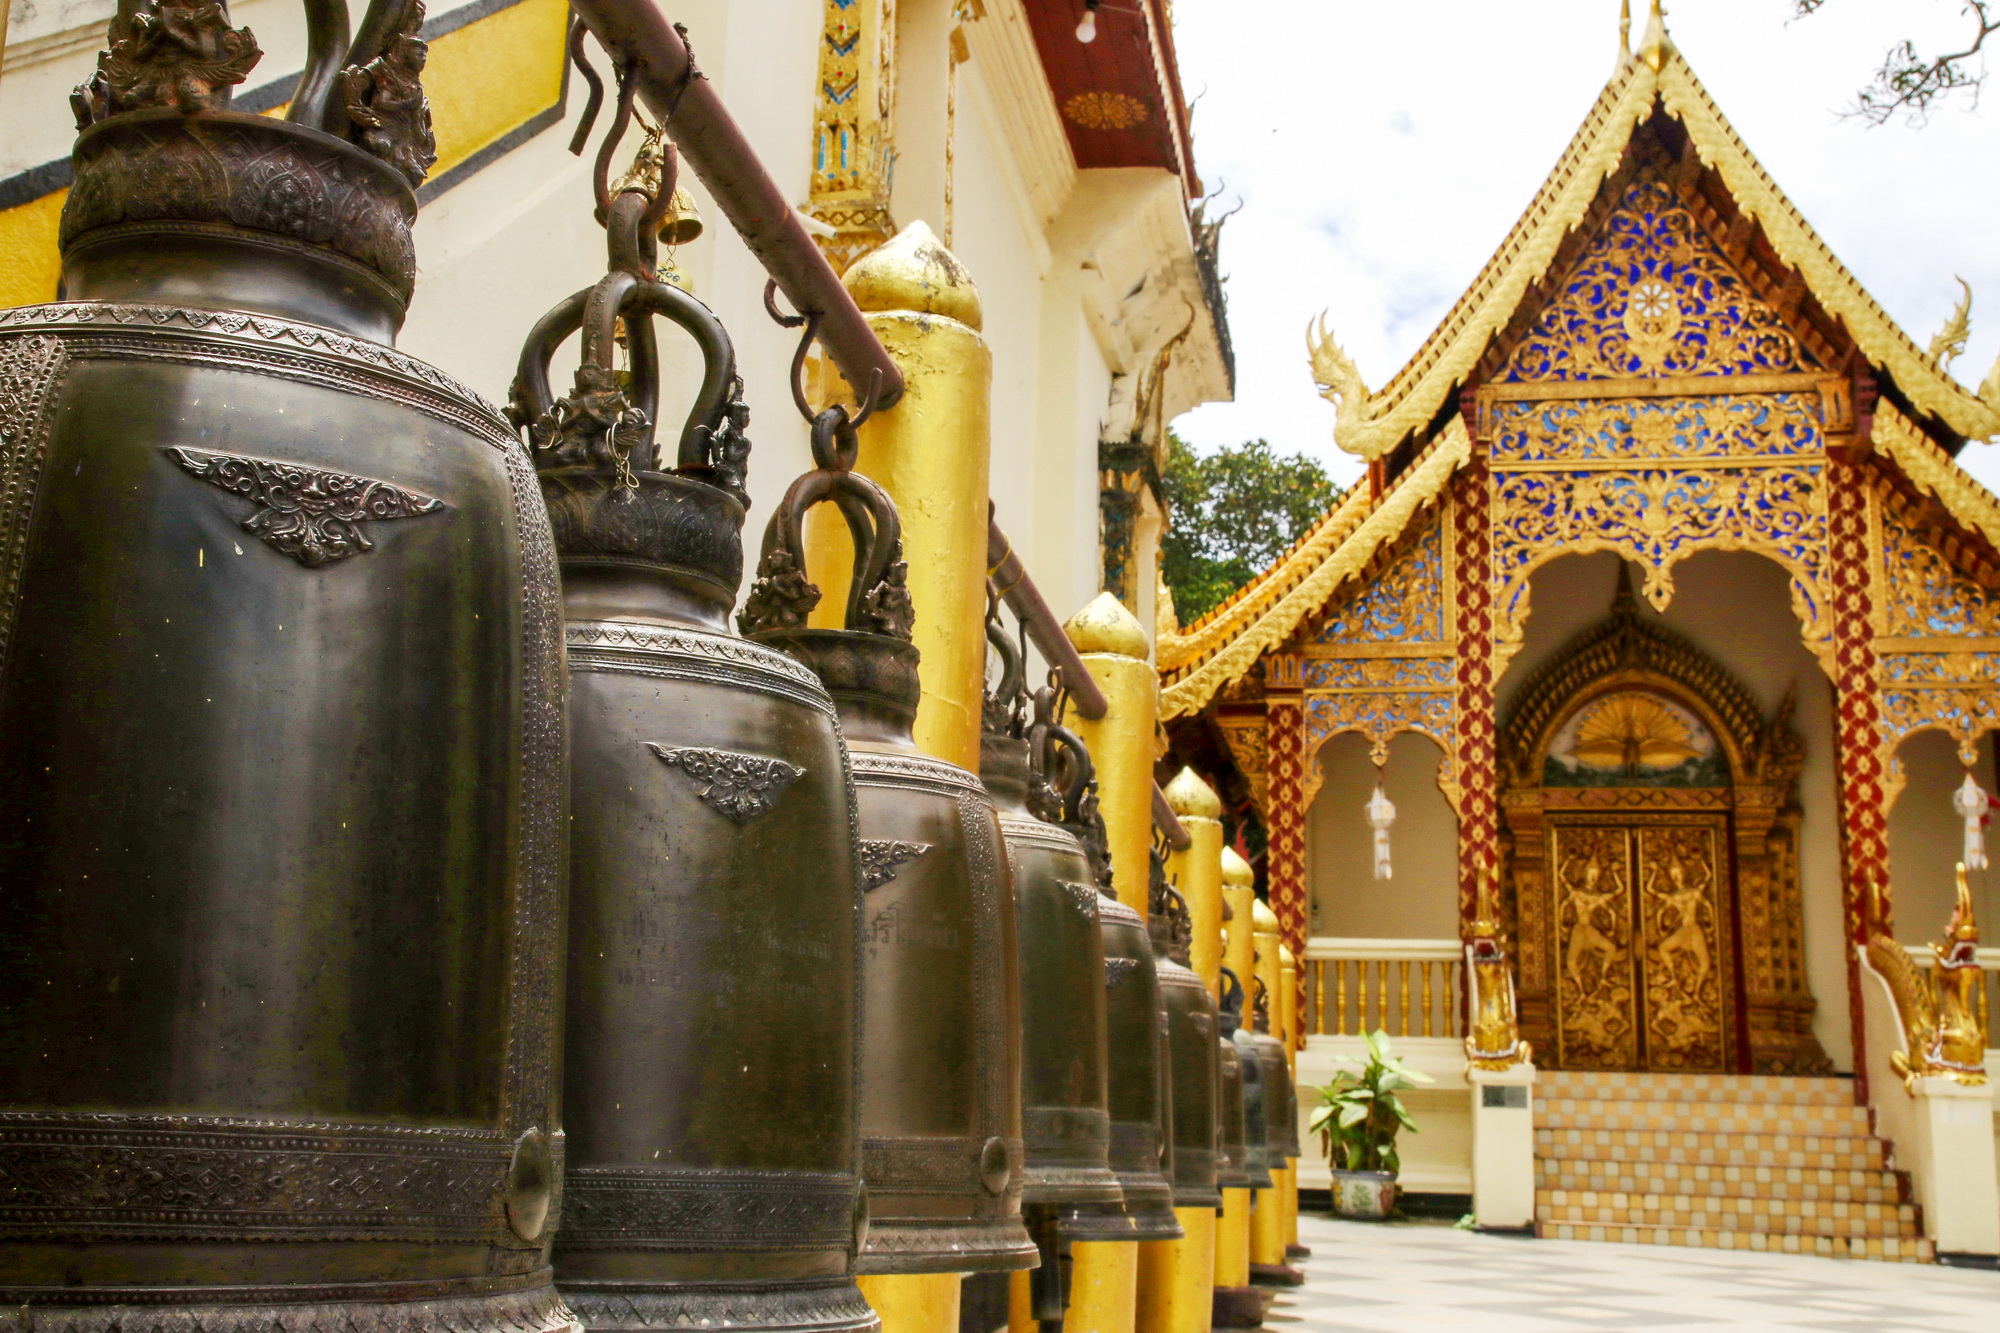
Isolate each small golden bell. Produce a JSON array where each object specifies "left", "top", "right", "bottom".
[{"left": 657, "top": 186, "right": 703, "bottom": 246}]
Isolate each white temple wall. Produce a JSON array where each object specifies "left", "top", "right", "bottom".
[
  {"left": 1306, "top": 731, "right": 1459, "bottom": 939},
  {"left": 1495, "top": 550, "right": 1851, "bottom": 1071}
]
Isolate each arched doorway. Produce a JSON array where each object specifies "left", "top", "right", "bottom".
[{"left": 1496, "top": 581, "right": 1830, "bottom": 1075}]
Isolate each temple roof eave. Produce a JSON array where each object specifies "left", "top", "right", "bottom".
[
  {"left": 1157, "top": 416, "right": 1470, "bottom": 719},
  {"left": 1337, "top": 51, "right": 2000, "bottom": 463}
]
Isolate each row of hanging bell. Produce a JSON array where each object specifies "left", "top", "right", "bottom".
[
  {"left": 0, "top": 2, "right": 572, "bottom": 1330},
  {"left": 1214, "top": 969, "right": 1261, "bottom": 1195},
  {"left": 736, "top": 377, "right": 1037, "bottom": 1276},
  {"left": 1150, "top": 871, "right": 1224, "bottom": 1213},
  {"left": 507, "top": 91, "right": 874, "bottom": 1333},
  {"left": 977, "top": 610, "right": 1128, "bottom": 1328}
]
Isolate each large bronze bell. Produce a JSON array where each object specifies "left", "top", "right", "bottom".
[
  {"left": 741, "top": 415, "right": 1035, "bottom": 1276},
  {"left": 1150, "top": 884, "right": 1222, "bottom": 1211},
  {"left": 1084, "top": 819, "right": 1183, "bottom": 1243},
  {"left": 508, "top": 127, "right": 870, "bottom": 1333},
  {"left": 0, "top": 6, "right": 571, "bottom": 1333},
  {"left": 1231, "top": 1024, "right": 1278, "bottom": 1193},
  {"left": 978, "top": 618, "right": 1126, "bottom": 1325},
  {"left": 1213, "top": 972, "right": 1257, "bottom": 1195}
]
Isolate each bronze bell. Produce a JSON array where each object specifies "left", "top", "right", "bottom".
[
  {"left": 509, "top": 139, "right": 871, "bottom": 1333},
  {"left": 1247, "top": 986, "right": 1300, "bottom": 1167},
  {"left": 1068, "top": 772, "right": 1182, "bottom": 1244},
  {"left": 1150, "top": 882, "right": 1222, "bottom": 1211},
  {"left": 1230, "top": 1026, "right": 1277, "bottom": 1192},
  {"left": 978, "top": 618, "right": 1128, "bottom": 1327},
  {"left": 0, "top": 6, "right": 570, "bottom": 1333},
  {"left": 1213, "top": 971, "right": 1258, "bottom": 1194},
  {"left": 742, "top": 413, "right": 1035, "bottom": 1276}
]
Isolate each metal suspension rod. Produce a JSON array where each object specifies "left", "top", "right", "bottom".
[{"left": 566, "top": 0, "right": 904, "bottom": 411}]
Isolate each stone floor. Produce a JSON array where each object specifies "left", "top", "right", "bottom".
[{"left": 1264, "top": 1213, "right": 2000, "bottom": 1330}]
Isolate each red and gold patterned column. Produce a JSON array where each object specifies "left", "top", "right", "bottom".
[
  {"left": 1828, "top": 456, "right": 1889, "bottom": 943},
  {"left": 1449, "top": 456, "right": 1496, "bottom": 937},
  {"left": 1826, "top": 454, "right": 1888, "bottom": 1090},
  {"left": 1263, "top": 655, "right": 1308, "bottom": 1031}
]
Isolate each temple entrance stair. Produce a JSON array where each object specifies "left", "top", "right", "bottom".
[{"left": 1532, "top": 1071, "right": 1932, "bottom": 1263}]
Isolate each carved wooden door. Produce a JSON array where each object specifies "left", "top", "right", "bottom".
[{"left": 1548, "top": 815, "right": 1733, "bottom": 1072}]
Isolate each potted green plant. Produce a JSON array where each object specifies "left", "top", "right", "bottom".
[{"left": 1308, "top": 1029, "right": 1432, "bottom": 1220}]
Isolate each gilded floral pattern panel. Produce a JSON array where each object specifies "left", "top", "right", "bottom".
[
  {"left": 1504, "top": 173, "right": 1813, "bottom": 383},
  {"left": 1878, "top": 651, "right": 2000, "bottom": 768},
  {"left": 1488, "top": 392, "right": 1831, "bottom": 677},
  {"left": 1877, "top": 504, "right": 2000, "bottom": 640},
  {"left": 1311, "top": 512, "right": 1446, "bottom": 645}
]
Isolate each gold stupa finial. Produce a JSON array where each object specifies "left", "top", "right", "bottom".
[
  {"left": 843, "top": 220, "right": 983, "bottom": 330},
  {"left": 1063, "top": 591, "right": 1149, "bottom": 659},
  {"left": 1163, "top": 766, "right": 1222, "bottom": 820},
  {"left": 1636, "top": 0, "right": 1672, "bottom": 71},
  {"left": 1220, "top": 846, "right": 1254, "bottom": 888}
]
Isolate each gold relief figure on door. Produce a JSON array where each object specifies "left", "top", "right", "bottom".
[
  {"left": 1636, "top": 823, "right": 1728, "bottom": 1071},
  {"left": 1552, "top": 822, "right": 1637, "bottom": 1069}
]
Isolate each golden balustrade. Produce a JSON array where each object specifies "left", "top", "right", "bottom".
[{"left": 1302, "top": 939, "right": 1463, "bottom": 1040}]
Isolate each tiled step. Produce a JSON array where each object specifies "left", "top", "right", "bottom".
[
  {"left": 1535, "top": 1220, "right": 1933, "bottom": 1264},
  {"left": 1537, "top": 1189, "right": 1921, "bottom": 1239},
  {"left": 1537, "top": 1072, "right": 1856, "bottom": 1107},
  {"left": 1536, "top": 1127, "right": 1887, "bottom": 1170},
  {"left": 1537, "top": 1098, "right": 1872, "bottom": 1136},
  {"left": 1536, "top": 1159, "right": 1905, "bottom": 1205}
]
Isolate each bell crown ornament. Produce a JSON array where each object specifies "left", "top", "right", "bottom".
[
  {"left": 62, "top": 0, "right": 446, "bottom": 341},
  {"left": 743, "top": 392, "right": 1034, "bottom": 1276},
  {"left": 509, "top": 86, "right": 873, "bottom": 1333},
  {"left": 508, "top": 99, "right": 754, "bottom": 632}
]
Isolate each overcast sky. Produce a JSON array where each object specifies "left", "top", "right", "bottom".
[{"left": 1166, "top": 0, "right": 2000, "bottom": 492}]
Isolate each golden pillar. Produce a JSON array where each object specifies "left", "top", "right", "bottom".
[
  {"left": 1214, "top": 1189, "right": 1250, "bottom": 1289},
  {"left": 1248, "top": 905, "right": 1288, "bottom": 1275},
  {"left": 1163, "top": 768, "right": 1224, "bottom": 994},
  {"left": 809, "top": 221, "right": 992, "bottom": 770},
  {"left": 1136, "top": 1208, "right": 1215, "bottom": 1333},
  {"left": 1214, "top": 851, "right": 1257, "bottom": 1312},
  {"left": 1063, "top": 594, "right": 1156, "bottom": 914},
  {"left": 1221, "top": 852, "right": 1255, "bottom": 1005},
  {"left": 1063, "top": 1241, "right": 1137, "bottom": 1333},
  {"left": 1278, "top": 944, "right": 1302, "bottom": 1256},
  {"left": 860, "top": 1275, "right": 962, "bottom": 1333},
  {"left": 1143, "top": 770, "right": 1223, "bottom": 1333}
]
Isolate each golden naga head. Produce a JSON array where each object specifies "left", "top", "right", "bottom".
[
  {"left": 1469, "top": 865, "right": 1505, "bottom": 944},
  {"left": 1940, "top": 862, "right": 1981, "bottom": 962}
]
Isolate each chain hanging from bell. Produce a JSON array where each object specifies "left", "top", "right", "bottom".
[
  {"left": 739, "top": 371, "right": 1036, "bottom": 1276},
  {"left": 0, "top": 3, "right": 572, "bottom": 1331},
  {"left": 507, "top": 61, "right": 873, "bottom": 1333}
]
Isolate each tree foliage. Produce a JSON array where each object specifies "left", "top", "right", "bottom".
[
  {"left": 1161, "top": 433, "right": 1342, "bottom": 624},
  {"left": 1798, "top": 0, "right": 1999, "bottom": 124}
]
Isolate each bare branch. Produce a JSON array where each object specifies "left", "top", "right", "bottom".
[{"left": 1798, "top": 0, "right": 1998, "bottom": 125}]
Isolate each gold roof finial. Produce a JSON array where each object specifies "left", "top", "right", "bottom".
[
  {"left": 1618, "top": 0, "right": 1632, "bottom": 62},
  {"left": 1636, "top": 0, "right": 1672, "bottom": 71}
]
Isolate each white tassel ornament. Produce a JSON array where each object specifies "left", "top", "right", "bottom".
[
  {"left": 1952, "top": 772, "right": 1989, "bottom": 872},
  {"left": 1366, "top": 780, "right": 1396, "bottom": 881}
]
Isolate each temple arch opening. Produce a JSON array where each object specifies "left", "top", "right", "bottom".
[
  {"left": 1889, "top": 728, "right": 2000, "bottom": 940},
  {"left": 1306, "top": 730, "right": 1459, "bottom": 940},
  {"left": 1491, "top": 548, "right": 1849, "bottom": 1071}
]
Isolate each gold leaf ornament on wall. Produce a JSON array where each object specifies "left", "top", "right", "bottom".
[{"left": 1061, "top": 91, "right": 1148, "bottom": 131}]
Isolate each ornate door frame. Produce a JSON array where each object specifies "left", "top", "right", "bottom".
[{"left": 1496, "top": 588, "right": 1830, "bottom": 1074}]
